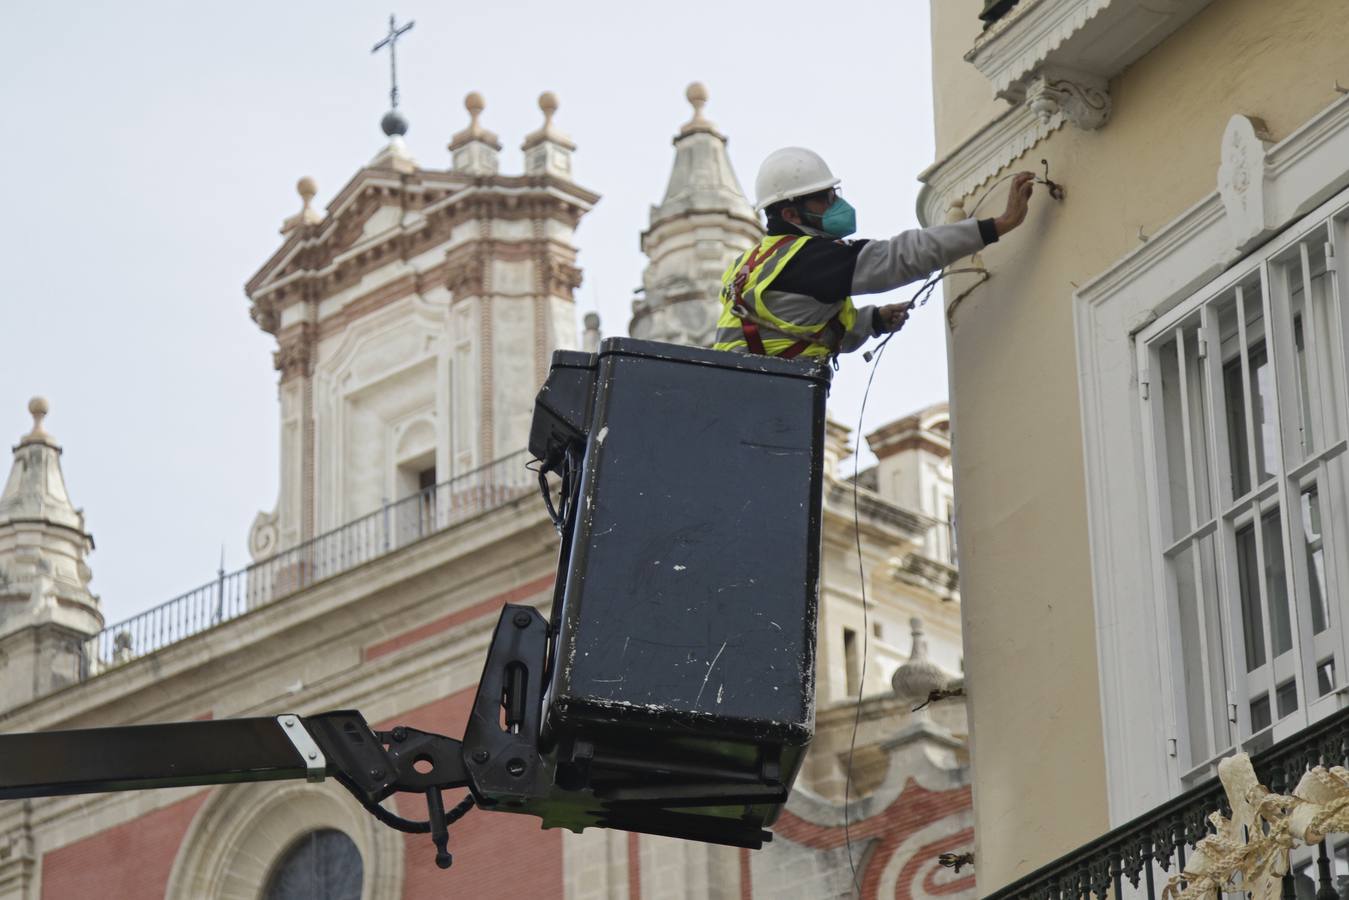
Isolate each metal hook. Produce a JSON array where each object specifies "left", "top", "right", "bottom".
[{"left": 1037, "top": 159, "right": 1066, "bottom": 201}]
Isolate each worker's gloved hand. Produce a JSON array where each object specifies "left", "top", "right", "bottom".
[
  {"left": 876, "top": 301, "right": 912, "bottom": 334},
  {"left": 994, "top": 172, "right": 1035, "bottom": 236}
]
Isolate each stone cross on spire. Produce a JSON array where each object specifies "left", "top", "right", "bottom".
[{"left": 371, "top": 14, "right": 415, "bottom": 111}]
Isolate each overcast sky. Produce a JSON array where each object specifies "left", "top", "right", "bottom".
[{"left": 1, "top": 0, "right": 946, "bottom": 626}]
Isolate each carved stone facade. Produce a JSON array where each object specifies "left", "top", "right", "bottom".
[
  {"left": 0, "top": 399, "right": 102, "bottom": 712},
  {"left": 629, "top": 83, "right": 761, "bottom": 347},
  {"left": 246, "top": 95, "right": 598, "bottom": 551}
]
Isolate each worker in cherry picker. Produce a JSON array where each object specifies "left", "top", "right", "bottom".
[{"left": 713, "top": 147, "right": 1035, "bottom": 359}]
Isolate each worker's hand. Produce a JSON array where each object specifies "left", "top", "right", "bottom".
[
  {"left": 994, "top": 172, "right": 1035, "bottom": 236},
  {"left": 876, "top": 302, "right": 912, "bottom": 334}
]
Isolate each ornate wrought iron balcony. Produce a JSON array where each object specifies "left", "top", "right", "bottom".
[
  {"left": 84, "top": 451, "right": 536, "bottom": 675},
  {"left": 986, "top": 707, "right": 1349, "bottom": 900}
]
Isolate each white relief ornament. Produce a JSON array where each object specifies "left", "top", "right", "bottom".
[
  {"left": 1218, "top": 114, "right": 1273, "bottom": 251},
  {"left": 1025, "top": 67, "right": 1111, "bottom": 130}
]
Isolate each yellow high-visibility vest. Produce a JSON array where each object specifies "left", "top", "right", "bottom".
[{"left": 713, "top": 234, "right": 858, "bottom": 359}]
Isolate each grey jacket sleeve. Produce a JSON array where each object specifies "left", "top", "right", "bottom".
[
  {"left": 850, "top": 219, "right": 987, "bottom": 295},
  {"left": 840, "top": 305, "right": 879, "bottom": 353}
]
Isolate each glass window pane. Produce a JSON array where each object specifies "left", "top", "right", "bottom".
[
  {"left": 1277, "top": 679, "right": 1300, "bottom": 719},
  {"left": 1302, "top": 487, "right": 1330, "bottom": 634},
  {"left": 1262, "top": 509, "right": 1293, "bottom": 657},
  {"left": 1236, "top": 522, "right": 1267, "bottom": 670},
  {"left": 1252, "top": 345, "right": 1278, "bottom": 486},
  {"left": 1224, "top": 345, "right": 1278, "bottom": 495},
  {"left": 1174, "top": 542, "right": 1229, "bottom": 758},
  {"left": 1318, "top": 659, "right": 1336, "bottom": 697},
  {"left": 1296, "top": 314, "right": 1314, "bottom": 457},
  {"left": 265, "top": 829, "right": 363, "bottom": 900},
  {"left": 1251, "top": 693, "right": 1272, "bottom": 732},
  {"left": 1160, "top": 335, "right": 1193, "bottom": 537}
]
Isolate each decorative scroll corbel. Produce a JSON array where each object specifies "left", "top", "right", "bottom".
[{"left": 1026, "top": 67, "right": 1111, "bottom": 131}]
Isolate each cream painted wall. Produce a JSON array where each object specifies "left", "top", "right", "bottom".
[
  {"left": 928, "top": 0, "right": 1349, "bottom": 891},
  {"left": 928, "top": 0, "right": 1011, "bottom": 155}
]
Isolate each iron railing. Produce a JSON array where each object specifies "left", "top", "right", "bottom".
[
  {"left": 85, "top": 451, "right": 537, "bottom": 674},
  {"left": 986, "top": 705, "right": 1349, "bottom": 900}
]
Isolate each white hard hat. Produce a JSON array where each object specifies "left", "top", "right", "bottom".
[{"left": 754, "top": 147, "right": 840, "bottom": 212}]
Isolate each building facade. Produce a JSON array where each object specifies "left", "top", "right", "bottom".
[
  {"left": 0, "top": 86, "right": 974, "bottom": 899},
  {"left": 919, "top": 0, "right": 1349, "bottom": 894}
]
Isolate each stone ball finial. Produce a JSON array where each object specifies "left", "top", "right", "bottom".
[
  {"left": 679, "top": 82, "right": 718, "bottom": 136},
  {"left": 686, "top": 81, "right": 708, "bottom": 112},
  {"left": 890, "top": 616, "right": 948, "bottom": 704},
  {"left": 465, "top": 91, "right": 485, "bottom": 118},
  {"left": 21, "top": 396, "right": 52, "bottom": 445},
  {"left": 381, "top": 109, "right": 410, "bottom": 137},
  {"left": 296, "top": 177, "right": 317, "bottom": 204},
  {"left": 539, "top": 91, "right": 558, "bottom": 121}
]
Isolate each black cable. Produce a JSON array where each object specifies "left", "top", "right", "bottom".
[
  {"left": 444, "top": 792, "right": 476, "bottom": 824},
  {"left": 333, "top": 774, "right": 477, "bottom": 835},
  {"left": 333, "top": 774, "right": 431, "bottom": 834},
  {"left": 841, "top": 267, "right": 970, "bottom": 897}
]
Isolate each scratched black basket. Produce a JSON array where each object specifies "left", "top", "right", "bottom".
[{"left": 532, "top": 338, "right": 829, "bottom": 835}]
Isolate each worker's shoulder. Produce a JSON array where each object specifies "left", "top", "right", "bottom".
[{"left": 789, "top": 236, "right": 870, "bottom": 262}]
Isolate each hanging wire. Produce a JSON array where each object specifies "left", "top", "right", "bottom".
[{"left": 841, "top": 265, "right": 981, "bottom": 896}]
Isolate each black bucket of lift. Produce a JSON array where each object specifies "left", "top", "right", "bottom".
[{"left": 523, "top": 337, "right": 829, "bottom": 848}]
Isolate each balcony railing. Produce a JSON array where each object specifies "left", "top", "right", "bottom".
[
  {"left": 85, "top": 451, "right": 536, "bottom": 675},
  {"left": 987, "top": 706, "right": 1349, "bottom": 900}
]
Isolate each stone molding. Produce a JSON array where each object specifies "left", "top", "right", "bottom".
[
  {"left": 917, "top": 102, "right": 1065, "bottom": 227},
  {"left": 964, "top": 0, "right": 1216, "bottom": 114},
  {"left": 1217, "top": 115, "right": 1276, "bottom": 252},
  {"left": 164, "top": 780, "right": 404, "bottom": 900},
  {"left": 247, "top": 171, "right": 598, "bottom": 323},
  {"left": 1073, "top": 92, "right": 1349, "bottom": 822}
]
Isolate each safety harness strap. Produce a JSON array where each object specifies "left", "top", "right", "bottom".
[
  {"left": 729, "top": 236, "right": 795, "bottom": 356},
  {"left": 729, "top": 235, "right": 846, "bottom": 359}
]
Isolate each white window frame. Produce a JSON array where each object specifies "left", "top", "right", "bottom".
[
  {"left": 1135, "top": 210, "right": 1349, "bottom": 780},
  {"left": 1073, "top": 95, "right": 1349, "bottom": 825}
]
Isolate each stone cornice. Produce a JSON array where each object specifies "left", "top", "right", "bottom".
[
  {"left": 917, "top": 101, "right": 1064, "bottom": 227},
  {"left": 248, "top": 183, "right": 596, "bottom": 334},
  {"left": 964, "top": 0, "right": 1216, "bottom": 105},
  {"left": 247, "top": 170, "right": 598, "bottom": 305}
]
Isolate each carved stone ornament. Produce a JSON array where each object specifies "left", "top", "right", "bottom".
[
  {"left": 272, "top": 325, "right": 314, "bottom": 382},
  {"left": 248, "top": 509, "right": 280, "bottom": 561},
  {"left": 1164, "top": 753, "right": 1349, "bottom": 900},
  {"left": 1025, "top": 66, "right": 1111, "bottom": 130},
  {"left": 1218, "top": 114, "right": 1274, "bottom": 251}
]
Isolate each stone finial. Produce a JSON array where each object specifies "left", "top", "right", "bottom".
[
  {"left": 522, "top": 90, "right": 576, "bottom": 178},
  {"left": 281, "top": 177, "right": 324, "bottom": 234},
  {"left": 449, "top": 90, "right": 502, "bottom": 157},
  {"left": 522, "top": 90, "right": 576, "bottom": 152},
  {"left": 582, "top": 311, "right": 602, "bottom": 353},
  {"left": 20, "top": 396, "right": 52, "bottom": 446},
  {"left": 679, "top": 81, "right": 721, "bottom": 137},
  {"left": 539, "top": 91, "right": 558, "bottom": 122},
  {"left": 891, "top": 616, "right": 949, "bottom": 704},
  {"left": 449, "top": 91, "right": 502, "bottom": 175}
]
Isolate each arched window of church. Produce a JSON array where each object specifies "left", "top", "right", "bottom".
[{"left": 263, "top": 828, "right": 363, "bottom": 900}]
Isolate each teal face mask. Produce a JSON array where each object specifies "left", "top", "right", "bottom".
[{"left": 811, "top": 197, "right": 856, "bottom": 238}]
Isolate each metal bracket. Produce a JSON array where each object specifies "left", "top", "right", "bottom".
[{"left": 278, "top": 715, "right": 326, "bottom": 783}]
